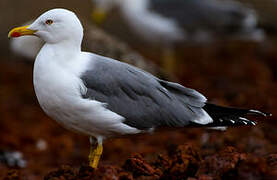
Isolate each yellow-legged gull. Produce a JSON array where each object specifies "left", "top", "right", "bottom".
[{"left": 8, "top": 8, "right": 270, "bottom": 169}]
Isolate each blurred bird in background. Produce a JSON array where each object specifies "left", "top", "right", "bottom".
[
  {"left": 224, "top": 0, "right": 277, "bottom": 32},
  {"left": 10, "top": 0, "right": 265, "bottom": 74},
  {"left": 91, "top": 0, "right": 265, "bottom": 72}
]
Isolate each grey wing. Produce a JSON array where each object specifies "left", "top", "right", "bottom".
[
  {"left": 81, "top": 55, "right": 210, "bottom": 130},
  {"left": 149, "top": 0, "right": 256, "bottom": 33}
]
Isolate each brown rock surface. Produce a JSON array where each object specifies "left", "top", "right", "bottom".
[
  {"left": 40, "top": 145, "right": 276, "bottom": 179},
  {"left": 0, "top": 36, "right": 276, "bottom": 180}
]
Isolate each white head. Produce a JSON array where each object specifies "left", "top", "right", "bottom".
[{"left": 9, "top": 9, "right": 83, "bottom": 47}]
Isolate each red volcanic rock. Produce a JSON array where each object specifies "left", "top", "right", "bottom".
[
  {"left": 196, "top": 147, "right": 246, "bottom": 179},
  {"left": 267, "top": 154, "right": 277, "bottom": 168},
  {"left": 197, "top": 174, "right": 214, "bottom": 180},
  {"left": 267, "top": 154, "right": 277, "bottom": 178},
  {"left": 195, "top": 146, "right": 273, "bottom": 180},
  {"left": 1, "top": 40, "right": 276, "bottom": 180},
  {"left": 78, "top": 164, "right": 130, "bottom": 180},
  {"left": 44, "top": 165, "right": 134, "bottom": 180},
  {"left": 4, "top": 170, "right": 23, "bottom": 180},
  {"left": 162, "top": 144, "right": 202, "bottom": 179},
  {"left": 123, "top": 154, "right": 159, "bottom": 178},
  {"left": 17, "top": 144, "right": 277, "bottom": 180},
  {"left": 44, "top": 165, "right": 76, "bottom": 180},
  {"left": 236, "top": 155, "right": 268, "bottom": 180}
]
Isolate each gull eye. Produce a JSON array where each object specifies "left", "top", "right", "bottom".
[{"left": 45, "top": 19, "right": 53, "bottom": 25}]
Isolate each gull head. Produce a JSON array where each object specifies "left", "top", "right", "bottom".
[{"left": 8, "top": 9, "right": 83, "bottom": 45}]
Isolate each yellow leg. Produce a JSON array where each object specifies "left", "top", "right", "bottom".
[
  {"left": 91, "top": 9, "right": 107, "bottom": 25},
  {"left": 89, "top": 143, "right": 103, "bottom": 169},
  {"left": 88, "top": 137, "right": 103, "bottom": 169},
  {"left": 88, "top": 143, "right": 96, "bottom": 167},
  {"left": 162, "top": 48, "right": 177, "bottom": 74}
]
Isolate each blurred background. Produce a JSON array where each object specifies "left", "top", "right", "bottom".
[{"left": 0, "top": 0, "right": 276, "bottom": 179}]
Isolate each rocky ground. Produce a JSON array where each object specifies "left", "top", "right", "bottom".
[{"left": 0, "top": 39, "right": 276, "bottom": 179}]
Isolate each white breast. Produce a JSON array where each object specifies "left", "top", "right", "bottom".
[{"left": 33, "top": 45, "right": 140, "bottom": 138}]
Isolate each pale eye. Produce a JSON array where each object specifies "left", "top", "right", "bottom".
[{"left": 45, "top": 19, "right": 53, "bottom": 25}]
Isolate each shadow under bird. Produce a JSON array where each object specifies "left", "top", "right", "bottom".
[{"left": 8, "top": 8, "right": 270, "bottom": 169}]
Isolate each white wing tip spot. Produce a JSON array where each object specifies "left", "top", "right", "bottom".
[
  {"left": 230, "top": 120, "right": 235, "bottom": 124},
  {"left": 249, "top": 109, "right": 271, "bottom": 117}
]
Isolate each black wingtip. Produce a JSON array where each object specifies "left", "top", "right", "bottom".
[
  {"left": 248, "top": 110, "right": 272, "bottom": 117},
  {"left": 201, "top": 104, "right": 271, "bottom": 128}
]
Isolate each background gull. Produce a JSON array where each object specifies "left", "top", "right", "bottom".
[
  {"left": 92, "top": 0, "right": 264, "bottom": 43},
  {"left": 8, "top": 8, "right": 270, "bottom": 169},
  {"left": 91, "top": 0, "right": 265, "bottom": 72},
  {"left": 226, "top": 0, "right": 277, "bottom": 31},
  {"left": 8, "top": 0, "right": 265, "bottom": 73}
]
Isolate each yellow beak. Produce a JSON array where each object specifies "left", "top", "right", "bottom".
[
  {"left": 91, "top": 9, "right": 107, "bottom": 25},
  {"left": 8, "top": 25, "right": 37, "bottom": 38}
]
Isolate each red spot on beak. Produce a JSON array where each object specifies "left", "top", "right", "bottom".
[{"left": 11, "top": 32, "right": 21, "bottom": 37}]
